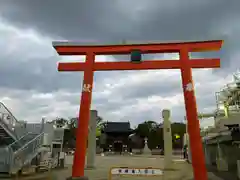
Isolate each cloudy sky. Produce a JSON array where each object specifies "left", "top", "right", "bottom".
[{"left": 0, "top": 0, "right": 239, "bottom": 128}]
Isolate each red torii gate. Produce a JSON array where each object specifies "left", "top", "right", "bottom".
[{"left": 53, "top": 40, "right": 223, "bottom": 180}]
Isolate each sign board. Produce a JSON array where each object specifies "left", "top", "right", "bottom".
[{"left": 109, "top": 167, "right": 163, "bottom": 180}]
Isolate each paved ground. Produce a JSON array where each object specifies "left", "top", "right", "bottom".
[
  {"left": 60, "top": 155, "right": 222, "bottom": 180},
  {"left": 13, "top": 155, "right": 224, "bottom": 180},
  {"left": 207, "top": 165, "right": 239, "bottom": 180},
  {"left": 66, "top": 155, "right": 191, "bottom": 180}
]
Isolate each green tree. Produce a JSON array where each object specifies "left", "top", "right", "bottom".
[
  {"left": 63, "top": 116, "right": 107, "bottom": 149},
  {"left": 148, "top": 126, "right": 164, "bottom": 149},
  {"left": 134, "top": 121, "right": 186, "bottom": 150},
  {"left": 171, "top": 122, "right": 186, "bottom": 149},
  {"left": 96, "top": 116, "right": 106, "bottom": 137},
  {"left": 134, "top": 121, "right": 163, "bottom": 149},
  {"left": 63, "top": 118, "right": 76, "bottom": 149},
  {"left": 50, "top": 117, "right": 69, "bottom": 128},
  {"left": 96, "top": 116, "right": 103, "bottom": 126},
  {"left": 134, "top": 121, "right": 158, "bottom": 137}
]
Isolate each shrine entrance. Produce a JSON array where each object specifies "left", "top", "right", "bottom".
[
  {"left": 113, "top": 140, "right": 123, "bottom": 153},
  {"left": 53, "top": 40, "right": 223, "bottom": 180}
]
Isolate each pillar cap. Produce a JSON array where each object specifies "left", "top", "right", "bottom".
[{"left": 162, "top": 109, "right": 170, "bottom": 118}]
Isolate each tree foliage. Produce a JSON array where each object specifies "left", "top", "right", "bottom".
[
  {"left": 134, "top": 121, "right": 186, "bottom": 149},
  {"left": 61, "top": 116, "right": 107, "bottom": 149},
  {"left": 55, "top": 116, "right": 186, "bottom": 150},
  {"left": 50, "top": 117, "right": 69, "bottom": 128},
  {"left": 134, "top": 121, "right": 158, "bottom": 137}
]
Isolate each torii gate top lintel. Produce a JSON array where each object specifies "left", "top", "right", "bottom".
[{"left": 52, "top": 39, "right": 223, "bottom": 55}]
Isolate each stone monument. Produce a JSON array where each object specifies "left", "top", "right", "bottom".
[
  {"left": 162, "top": 109, "right": 173, "bottom": 169},
  {"left": 86, "top": 110, "right": 97, "bottom": 169},
  {"left": 142, "top": 137, "right": 151, "bottom": 155}
]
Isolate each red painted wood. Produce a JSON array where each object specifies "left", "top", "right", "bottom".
[
  {"left": 180, "top": 48, "right": 208, "bottom": 180},
  {"left": 53, "top": 40, "right": 223, "bottom": 180},
  {"left": 58, "top": 58, "right": 220, "bottom": 71},
  {"left": 53, "top": 40, "right": 223, "bottom": 55}
]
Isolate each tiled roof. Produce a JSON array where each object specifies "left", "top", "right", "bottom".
[{"left": 103, "top": 122, "right": 133, "bottom": 133}]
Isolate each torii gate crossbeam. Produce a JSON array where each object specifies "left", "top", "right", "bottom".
[{"left": 53, "top": 40, "right": 223, "bottom": 180}]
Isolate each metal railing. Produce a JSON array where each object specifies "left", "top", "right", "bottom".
[
  {"left": 0, "top": 116, "right": 18, "bottom": 141},
  {"left": 0, "top": 102, "right": 20, "bottom": 130},
  {"left": 7, "top": 132, "right": 37, "bottom": 152},
  {"left": 0, "top": 102, "right": 28, "bottom": 140},
  {"left": 0, "top": 101, "right": 46, "bottom": 173},
  {"left": 9, "top": 132, "right": 44, "bottom": 173},
  {"left": 0, "top": 148, "right": 10, "bottom": 172},
  {"left": 0, "top": 131, "right": 45, "bottom": 173}
]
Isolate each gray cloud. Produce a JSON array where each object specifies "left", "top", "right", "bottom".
[
  {"left": 114, "top": 73, "right": 182, "bottom": 99},
  {"left": 0, "top": 0, "right": 239, "bottom": 126},
  {"left": 0, "top": 56, "right": 82, "bottom": 92},
  {"left": 1, "top": 0, "right": 239, "bottom": 71},
  {"left": 0, "top": 0, "right": 237, "bottom": 39}
]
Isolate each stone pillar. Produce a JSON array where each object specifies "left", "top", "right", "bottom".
[
  {"left": 203, "top": 142, "right": 210, "bottom": 165},
  {"left": 162, "top": 109, "right": 173, "bottom": 169},
  {"left": 188, "top": 138, "right": 192, "bottom": 163},
  {"left": 216, "top": 143, "right": 228, "bottom": 171},
  {"left": 237, "top": 160, "right": 240, "bottom": 179},
  {"left": 41, "top": 117, "right": 45, "bottom": 132},
  {"left": 86, "top": 110, "right": 97, "bottom": 169},
  {"left": 185, "top": 117, "right": 192, "bottom": 163}
]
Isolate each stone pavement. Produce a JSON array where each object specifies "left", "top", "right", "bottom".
[
  {"left": 52, "top": 155, "right": 223, "bottom": 180},
  {"left": 11, "top": 155, "right": 223, "bottom": 180}
]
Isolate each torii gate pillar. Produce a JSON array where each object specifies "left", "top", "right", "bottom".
[{"left": 53, "top": 40, "right": 223, "bottom": 180}]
